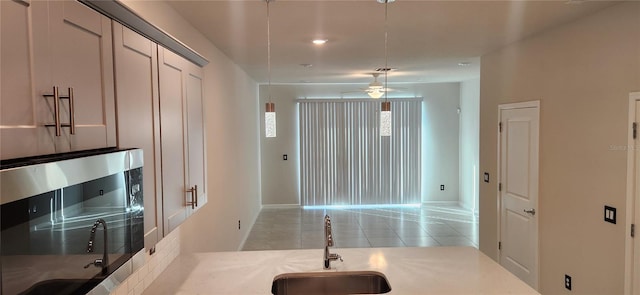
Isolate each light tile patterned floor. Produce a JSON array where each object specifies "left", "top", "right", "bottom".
[{"left": 242, "top": 205, "right": 478, "bottom": 251}]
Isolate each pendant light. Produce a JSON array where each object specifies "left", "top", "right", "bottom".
[
  {"left": 264, "top": 0, "right": 276, "bottom": 138},
  {"left": 379, "top": 0, "right": 393, "bottom": 137}
]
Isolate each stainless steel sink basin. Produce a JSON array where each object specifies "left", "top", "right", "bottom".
[
  {"left": 18, "top": 278, "right": 102, "bottom": 295},
  {"left": 271, "top": 270, "right": 391, "bottom": 295}
]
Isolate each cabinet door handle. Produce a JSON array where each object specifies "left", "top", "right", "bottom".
[
  {"left": 54, "top": 87, "right": 62, "bottom": 136},
  {"left": 44, "top": 87, "right": 75, "bottom": 135},
  {"left": 194, "top": 185, "right": 198, "bottom": 208},
  {"left": 67, "top": 87, "right": 75, "bottom": 135},
  {"left": 43, "top": 86, "right": 62, "bottom": 136},
  {"left": 186, "top": 186, "right": 196, "bottom": 209},
  {"left": 59, "top": 88, "right": 75, "bottom": 134}
]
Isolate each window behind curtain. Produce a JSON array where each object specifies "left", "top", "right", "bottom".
[{"left": 299, "top": 99, "right": 422, "bottom": 206}]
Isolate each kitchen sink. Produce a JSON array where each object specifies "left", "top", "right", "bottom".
[
  {"left": 18, "top": 278, "right": 102, "bottom": 295},
  {"left": 271, "top": 270, "right": 391, "bottom": 295}
]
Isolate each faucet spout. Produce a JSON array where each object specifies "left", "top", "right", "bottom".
[
  {"left": 323, "top": 215, "right": 342, "bottom": 269},
  {"left": 86, "top": 218, "right": 109, "bottom": 275}
]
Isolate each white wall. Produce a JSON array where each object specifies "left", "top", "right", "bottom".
[
  {"left": 420, "top": 83, "right": 461, "bottom": 203},
  {"left": 479, "top": 3, "right": 640, "bottom": 294},
  {"left": 459, "top": 79, "right": 480, "bottom": 213},
  {"left": 258, "top": 82, "right": 461, "bottom": 205},
  {"left": 259, "top": 85, "right": 300, "bottom": 205},
  {"left": 120, "top": 1, "right": 262, "bottom": 252}
]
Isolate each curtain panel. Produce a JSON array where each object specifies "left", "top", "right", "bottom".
[{"left": 299, "top": 99, "right": 422, "bottom": 206}]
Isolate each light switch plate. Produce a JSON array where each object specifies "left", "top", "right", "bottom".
[
  {"left": 483, "top": 172, "right": 490, "bottom": 183},
  {"left": 604, "top": 206, "right": 616, "bottom": 224}
]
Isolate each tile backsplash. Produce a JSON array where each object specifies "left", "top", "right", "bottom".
[{"left": 110, "top": 228, "right": 181, "bottom": 295}]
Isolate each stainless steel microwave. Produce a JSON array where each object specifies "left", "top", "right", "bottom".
[{"left": 0, "top": 148, "right": 144, "bottom": 295}]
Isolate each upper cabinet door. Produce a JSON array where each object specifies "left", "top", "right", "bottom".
[
  {"left": 46, "top": 0, "right": 116, "bottom": 152},
  {"left": 159, "top": 47, "right": 189, "bottom": 234},
  {"left": 1, "top": 0, "right": 116, "bottom": 160},
  {"left": 0, "top": 0, "right": 55, "bottom": 159},
  {"left": 113, "top": 22, "right": 163, "bottom": 249},
  {"left": 186, "top": 64, "right": 207, "bottom": 213},
  {"left": 159, "top": 46, "right": 207, "bottom": 235}
]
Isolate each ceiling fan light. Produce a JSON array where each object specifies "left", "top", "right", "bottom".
[{"left": 368, "top": 89, "right": 384, "bottom": 99}]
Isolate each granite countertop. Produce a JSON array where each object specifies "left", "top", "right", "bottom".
[{"left": 143, "top": 246, "right": 539, "bottom": 295}]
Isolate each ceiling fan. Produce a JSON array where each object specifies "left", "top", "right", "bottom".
[
  {"left": 365, "top": 73, "right": 385, "bottom": 98},
  {"left": 342, "top": 73, "right": 404, "bottom": 98}
]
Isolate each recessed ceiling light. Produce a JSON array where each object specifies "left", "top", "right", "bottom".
[
  {"left": 376, "top": 0, "right": 396, "bottom": 3},
  {"left": 312, "top": 39, "right": 328, "bottom": 45},
  {"left": 458, "top": 62, "right": 472, "bottom": 66}
]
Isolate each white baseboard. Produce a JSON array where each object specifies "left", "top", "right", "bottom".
[
  {"left": 458, "top": 201, "right": 480, "bottom": 216},
  {"left": 422, "top": 201, "right": 459, "bottom": 206},
  {"left": 260, "top": 204, "right": 301, "bottom": 209},
  {"left": 237, "top": 206, "right": 263, "bottom": 251}
]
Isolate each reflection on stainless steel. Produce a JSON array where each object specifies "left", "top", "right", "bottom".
[
  {"left": 0, "top": 149, "right": 143, "bottom": 206},
  {"left": 1, "top": 149, "right": 144, "bottom": 295},
  {"left": 271, "top": 271, "right": 392, "bottom": 295},
  {"left": 323, "top": 215, "right": 342, "bottom": 270},
  {"left": 85, "top": 219, "right": 109, "bottom": 275}
]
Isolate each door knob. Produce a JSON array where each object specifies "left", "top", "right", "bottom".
[{"left": 524, "top": 208, "right": 536, "bottom": 215}]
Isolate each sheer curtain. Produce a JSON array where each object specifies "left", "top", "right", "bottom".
[{"left": 299, "top": 98, "right": 422, "bottom": 206}]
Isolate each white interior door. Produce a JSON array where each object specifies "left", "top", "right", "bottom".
[
  {"left": 499, "top": 102, "right": 539, "bottom": 290},
  {"left": 631, "top": 94, "right": 640, "bottom": 295}
]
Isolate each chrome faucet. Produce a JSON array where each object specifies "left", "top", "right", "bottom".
[
  {"left": 84, "top": 218, "right": 109, "bottom": 275},
  {"left": 324, "top": 215, "right": 342, "bottom": 269}
]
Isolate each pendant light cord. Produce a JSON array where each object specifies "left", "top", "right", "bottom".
[
  {"left": 267, "top": 0, "right": 272, "bottom": 103},
  {"left": 384, "top": 0, "right": 388, "bottom": 103}
]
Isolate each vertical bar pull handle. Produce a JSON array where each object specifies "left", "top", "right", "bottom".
[
  {"left": 186, "top": 186, "right": 196, "bottom": 209},
  {"left": 194, "top": 185, "right": 198, "bottom": 208},
  {"left": 68, "top": 87, "right": 75, "bottom": 135},
  {"left": 53, "top": 86, "right": 61, "bottom": 136}
]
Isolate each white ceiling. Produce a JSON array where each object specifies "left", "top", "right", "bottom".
[{"left": 165, "top": 0, "right": 617, "bottom": 86}]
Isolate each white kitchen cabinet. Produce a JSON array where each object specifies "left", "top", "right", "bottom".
[
  {"left": 112, "top": 23, "right": 163, "bottom": 248},
  {"left": 0, "top": 0, "right": 116, "bottom": 160},
  {"left": 1, "top": 0, "right": 54, "bottom": 159},
  {"left": 158, "top": 46, "right": 207, "bottom": 234}
]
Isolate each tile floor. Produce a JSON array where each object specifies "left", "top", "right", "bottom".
[{"left": 242, "top": 204, "right": 478, "bottom": 251}]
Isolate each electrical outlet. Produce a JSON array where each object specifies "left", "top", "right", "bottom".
[
  {"left": 238, "top": 220, "right": 241, "bottom": 230},
  {"left": 565, "top": 274, "right": 572, "bottom": 291},
  {"left": 283, "top": 154, "right": 288, "bottom": 161},
  {"left": 484, "top": 172, "right": 490, "bottom": 183},
  {"left": 99, "top": 190, "right": 104, "bottom": 196},
  {"left": 149, "top": 246, "right": 156, "bottom": 255},
  {"left": 440, "top": 185, "right": 445, "bottom": 191}
]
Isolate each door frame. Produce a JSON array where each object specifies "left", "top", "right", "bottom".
[
  {"left": 625, "top": 92, "right": 640, "bottom": 295},
  {"left": 496, "top": 100, "right": 540, "bottom": 290}
]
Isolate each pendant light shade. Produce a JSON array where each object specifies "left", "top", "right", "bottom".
[
  {"left": 265, "top": 102, "right": 276, "bottom": 138},
  {"left": 380, "top": 101, "right": 391, "bottom": 137}
]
